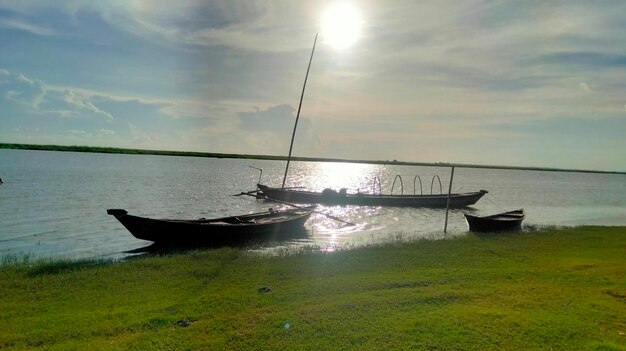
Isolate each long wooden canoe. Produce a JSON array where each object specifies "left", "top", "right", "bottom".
[
  {"left": 257, "top": 184, "right": 487, "bottom": 208},
  {"left": 107, "top": 205, "right": 316, "bottom": 244}
]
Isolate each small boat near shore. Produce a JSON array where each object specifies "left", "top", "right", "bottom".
[
  {"left": 107, "top": 206, "right": 316, "bottom": 245},
  {"left": 256, "top": 184, "right": 488, "bottom": 208},
  {"left": 464, "top": 209, "right": 525, "bottom": 232}
]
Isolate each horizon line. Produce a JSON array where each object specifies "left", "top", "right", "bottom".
[{"left": 1, "top": 142, "right": 624, "bottom": 175}]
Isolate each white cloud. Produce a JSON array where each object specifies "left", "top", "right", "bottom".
[
  {"left": 63, "top": 89, "right": 114, "bottom": 120},
  {"left": 2, "top": 71, "right": 46, "bottom": 109},
  {"left": 579, "top": 82, "right": 593, "bottom": 92},
  {"left": 69, "top": 129, "right": 89, "bottom": 136},
  {"left": 0, "top": 1, "right": 317, "bottom": 52},
  {"left": 0, "top": 69, "right": 121, "bottom": 120},
  {"left": 0, "top": 18, "right": 59, "bottom": 36},
  {"left": 128, "top": 122, "right": 153, "bottom": 145},
  {"left": 118, "top": 1, "right": 315, "bottom": 52},
  {"left": 46, "top": 110, "right": 75, "bottom": 118},
  {"left": 0, "top": 68, "right": 9, "bottom": 82},
  {"left": 159, "top": 101, "right": 225, "bottom": 120}
]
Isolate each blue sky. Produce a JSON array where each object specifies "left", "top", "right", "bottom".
[{"left": 1, "top": 1, "right": 625, "bottom": 172}]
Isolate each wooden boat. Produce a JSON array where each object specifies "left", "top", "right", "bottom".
[
  {"left": 240, "top": 38, "right": 488, "bottom": 210},
  {"left": 257, "top": 184, "right": 487, "bottom": 208},
  {"left": 107, "top": 205, "right": 316, "bottom": 244},
  {"left": 464, "top": 209, "right": 525, "bottom": 232}
]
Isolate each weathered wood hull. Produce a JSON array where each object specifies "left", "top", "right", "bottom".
[
  {"left": 107, "top": 206, "right": 316, "bottom": 244},
  {"left": 464, "top": 209, "right": 525, "bottom": 232},
  {"left": 257, "top": 184, "right": 487, "bottom": 208}
]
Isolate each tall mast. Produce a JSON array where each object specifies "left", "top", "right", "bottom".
[{"left": 282, "top": 33, "right": 318, "bottom": 189}]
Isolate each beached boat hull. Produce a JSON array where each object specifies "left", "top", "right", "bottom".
[
  {"left": 107, "top": 206, "right": 316, "bottom": 244},
  {"left": 464, "top": 209, "right": 525, "bottom": 232},
  {"left": 257, "top": 184, "right": 487, "bottom": 208}
]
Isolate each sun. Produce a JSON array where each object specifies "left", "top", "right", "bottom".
[{"left": 320, "top": 3, "right": 363, "bottom": 49}]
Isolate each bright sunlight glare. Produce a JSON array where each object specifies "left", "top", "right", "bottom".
[
  {"left": 320, "top": 2, "right": 363, "bottom": 49},
  {"left": 308, "top": 162, "right": 378, "bottom": 192}
]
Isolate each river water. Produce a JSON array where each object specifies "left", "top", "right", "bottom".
[{"left": 1, "top": 149, "right": 625, "bottom": 260}]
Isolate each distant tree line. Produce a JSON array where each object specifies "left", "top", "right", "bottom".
[{"left": 0, "top": 143, "right": 621, "bottom": 174}]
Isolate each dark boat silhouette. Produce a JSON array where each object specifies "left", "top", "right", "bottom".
[
  {"left": 107, "top": 206, "right": 316, "bottom": 245},
  {"left": 257, "top": 184, "right": 487, "bottom": 208},
  {"left": 464, "top": 209, "right": 525, "bottom": 232}
]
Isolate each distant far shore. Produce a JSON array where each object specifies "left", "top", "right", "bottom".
[{"left": 1, "top": 142, "right": 624, "bottom": 175}]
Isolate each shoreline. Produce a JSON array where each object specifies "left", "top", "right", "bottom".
[
  {"left": 2, "top": 142, "right": 624, "bottom": 175},
  {"left": 1, "top": 226, "right": 624, "bottom": 350}
]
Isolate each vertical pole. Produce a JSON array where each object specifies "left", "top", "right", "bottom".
[
  {"left": 444, "top": 166, "right": 455, "bottom": 233},
  {"left": 282, "top": 33, "right": 318, "bottom": 189}
]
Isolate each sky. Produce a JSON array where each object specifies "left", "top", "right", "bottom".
[{"left": 1, "top": 1, "right": 625, "bottom": 172}]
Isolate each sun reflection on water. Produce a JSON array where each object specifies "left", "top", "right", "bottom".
[{"left": 296, "top": 162, "right": 388, "bottom": 194}]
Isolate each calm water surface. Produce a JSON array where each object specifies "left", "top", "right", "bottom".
[{"left": 1, "top": 149, "right": 625, "bottom": 260}]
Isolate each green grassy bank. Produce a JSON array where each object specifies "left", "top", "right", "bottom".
[{"left": 1, "top": 227, "right": 625, "bottom": 350}]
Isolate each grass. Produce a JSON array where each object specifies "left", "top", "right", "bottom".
[{"left": 1, "top": 226, "right": 625, "bottom": 350}]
